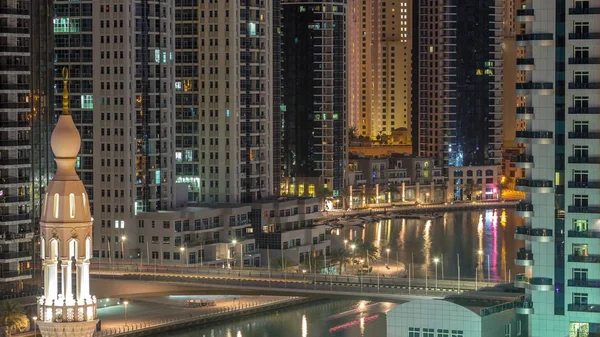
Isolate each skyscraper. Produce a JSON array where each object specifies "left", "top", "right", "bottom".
[
  {"left": 414, "top": 0, "right": 504, "bottom": 169},
  {"left": 348, "top": 0, "right": 412, "bottom": 141},
  {"left": 175, "top": 0, "right": 274, "bottom": 204},
  {"left": 513, "top": 1, "right": 600, "bottom": 336},
  {"left": 280, "top": 0, "right": 348, "bottom": 197},
  {"left": 0, "top": 0, "right": 53, "bottom": 290},
  {"left": 53, "top": 1, "right": 176, "bottom": 260}
]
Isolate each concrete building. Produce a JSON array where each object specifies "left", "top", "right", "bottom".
[
  {"left": 53, "top": 0, "right": 177, "bottom": 262},
  {"left": 250, "top": 198, "right": 329, "bottom": 267},
  {"left": 0, "top": 0, "right": 53, "bottom": 291},
  {"left": 387, "top": 292, "right": 528, "bottom": 337},
  {"left": 513, "top": 1, "right": 600, "bottom": 336},
  {"left": 280, "top": 0, "right": 348, "bottom": 198},
  {"left": 133, "top": 204, "right": 259, "bottom": 268},
  {"left": 348, "top": 0, "right": 412, "bottom": 141},
  {"left": 448, "top": 166, "right": 501, "bottom": 201},
  {"left": 36, "top": 71, "right": 98, "bottom": 337},
  {"left": 174, "top": 0, "right": 274, "bottom": 204},
  {"left": 414, "top": 0, "right": 503, "bottom": 171}
]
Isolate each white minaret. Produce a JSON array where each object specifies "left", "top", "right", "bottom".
[{"left": 36, "top": 68, "right": 97, "bottom": 337}]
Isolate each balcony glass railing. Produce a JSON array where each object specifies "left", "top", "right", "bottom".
[
  {"left": 516, "top": 8, "right": 534, "bottom": 16},
  {"left": 568, "top": 107, "right": 600, "bottom": 114},
  {"left": 516, "top": 33, "right": 553, "bottom": 41},
  {"left": 568, "top": 156, "right": 600, "bottom": 164},
  {"left": 568, "top": 254, "right": 600, "bottom": 263},
  {"left": 568, "top": 181, "right": 600, "bottom": 188},
  {"left": 530, "top": 277, "right": 552, "bottom": 286},
  {"left": 567, "top": 279, "right": 600, "bottom": 287},
  {"left": 568, "top": 82, "right": 600, "bottom": 89},
  {"left": 567, "top": 230, "right": 600, "bottom": 238},
  {"left": 516, "top": 202, "right": 534, "bottom": 212},
  {"left": 568, "top": 206, "right": 600, "bottom": 213},
  {"left": 515, "top": 131, "right": 553, "bottom": 139},
  {"left": 511, "top": 154, "right": 534, "bottom": 163},
  {"left": 568, "top": 131, "right": 600, "bottom": 139},
  {"left": 568, "top": 304, "right": 600, "bottom": 313},
  {"left": 569, "top": 32, "right": 600, "bottom": 39},
  {"left": 515, "top": 179, "right": 552, "bottom": 188},
  {"left": 569, "top": 7, "right": 600, "bottom": 14},
  {"left": 516, "top": 82, "right": 553, "bottom": 90},
  {"left": 568, "top": 57, "right": 600, "bottom": 64},
  {"left": 516, "top": 248, "right": 534, "bottom": 260}
]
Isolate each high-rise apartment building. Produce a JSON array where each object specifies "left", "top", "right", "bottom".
[
  {"left": 348, "top": 0, "right": 412, "bottom": 141},
  {"left": 513, "top": 1, "right": 600, "bottom": 336},
  {"left": 0, "top": 0, "right": 53, "bottom": 291},
  {"left": 175, "top": 0, "right": 274, "bottom": 204},
  {"left": 53, "top": 1, "right": 176, "bottom": 260},
  {"left": 280, "top": 0, "right": 348, "bottom": 197},
  {"left": 414, "top": 0, "right": 504, "bottom": 169}
]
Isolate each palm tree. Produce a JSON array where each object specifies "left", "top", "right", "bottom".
[
  {"left": 436, "top": 181, "right": 448, "bottom": 203},
  {"left": 272, "top": 257, "right": 295, "bottom": 272},
  {"left": 354, "top": 241, "right": 379, "bottom": 265},
  {"left": 384, "top": 184, "right": 400, "bottom": 203},
  {"left": 463, "top": 181, "right": 475, "bottom": 200},
  {"left": 348, "top": 126, "right": 358, "bottom": 141},
  {"left": 330, "top": 248, "right": 351, "bottom": 274},
  {"left": 338, "top": 186, "right": 351, "bottom": 210},
  {"left": 316, "top": 187, "right": 332, "bottom": 210},
  {"left": 0, "top": 301, "right": 28, "bottom": 337},
  {"left": 362, "top": 185, "right": 375, "bottom": 205}
]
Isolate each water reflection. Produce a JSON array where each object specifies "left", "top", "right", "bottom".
[{"left": 338, "top": 209, "right": 523, "bottom": 280}]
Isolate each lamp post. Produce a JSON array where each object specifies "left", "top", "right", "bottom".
[
  {"left": 180, "top": 246, "right": 186, "bottom": 267},
  {"left": 123, "top": 300, "right": 129, "bottom": 326},
  {"left": 231, "top": 239, "right": 237, "bottom": 269},
  {"left": 32, "top": 316, "right": 37, "bottom": 336},
  {"left": 343, "top": 240, "right": 348, "bottom": 249},
  {"left": 386, "top": 248, "right": 390, "bottom": 265},
  {"left": 121, "top": 236, "right": 127, "bottom": 260},
  {"left": 433, "top": 258, "right": 439, "bottom": 290}
]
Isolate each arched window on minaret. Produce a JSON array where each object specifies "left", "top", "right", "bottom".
[
  {"left": 49, "top": 238, "right": 59, "bottom": 260},
  {"left": 69, "top": 239, "right": 78, "bottom": 260},
  {"left": 69, "top": 193, "right": 76, "bottom": 218},
  {"left": 53, "top": 193, "right": 60, "bottom": 219},
  {"left": 85, "top": 237, "right": 92, "bottom": 260}
]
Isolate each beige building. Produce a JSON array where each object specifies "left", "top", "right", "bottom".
[{"left": 348, "top": 0, "right": 412, "bottom": 141}]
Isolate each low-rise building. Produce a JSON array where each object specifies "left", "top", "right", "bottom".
[
  {"left": 448, "top": 166, "right": 501, "bottom": 201},
  {"left": 95, "top": 204, "right": 260, "bottom": 268},
  {"left": 250, "top": 198, "right": 329, "bottom": 267},
  {"left": 388, "top": 292, "right": 528, "bottom": 337}
]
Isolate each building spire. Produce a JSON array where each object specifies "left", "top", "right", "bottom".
[{"left": 62, "top": 67, "right": 70, "bottom": 115}]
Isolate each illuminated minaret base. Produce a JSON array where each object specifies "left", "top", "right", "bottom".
[{"left": 36, "top": 68, "right": 97, "bottom": 337}]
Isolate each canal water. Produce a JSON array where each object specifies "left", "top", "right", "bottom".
[{"left": 157, "top": 208, "right": 524, "bottom": 337}]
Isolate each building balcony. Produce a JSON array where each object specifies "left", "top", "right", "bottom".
[
  {"left": 516, "top": 82, "right": 553, "bottom": 95},
  {"left": 515, "top": 301, "right": 534, "bottom": 315},
  {"left": 514, "top": 179, "right": 553, "bottom": 193},
  {"left": 569, "top": 7, "right": 600, "bottom": 15},
  {"left": 567, "top": 279, "right": 600, "bottom": 288},
  {"left": 568, "top": 254, "right": 600, "bottom": 263},
  {"left": 516, "top": 8, "right": 534, "bottom": 22},
  {"left": 516, "top": 58, "right": 535, "bottom": 71},
  {"left": 515, "top": 131, "right": 553, "bottom": 144},
  {"left": 0, "top": 232, "right": 33, "bottom": 244},
  {"left": 0, "top": 251, "right": 31, "bottom": 262},
  {"left": 515, "top": 248, "right": 534, "bottom": 266},
  {"left": 515, "top": 226, "right": 531, "bottom": 240},
  {"left": 516, "top": 33, "right": 553, "bottom": 47},
  {"left": 0, "top": 195, "right": 30, "bottom": 204},
  {"left": 569, "top": 32, "right": 600, "bottom": 40},
  {"left": 568, "top": 156, "right": 600, "bottom": 164},
  {"left": 529, "top": 228, "right": 554, "bottom": 242},
  {"left": 568, "top": 206, "right": 600, "bottom": 213},
  {"left": 568, "top": 304, "right": 600, "bottom": 313},
  {"left": 516, "top": 107, "right": 534, "bottom": 120},
  {"left": 0, "top": 139, "right": 31, "bottom": 147},
  {"left": 568, "top": 107, "right": 600, "bottom": 114},
  {"left": 529, "top": 277, "right": 553, "bottom": 291},
  {"left": 568, "top": 181, "right": 600, "bottom": 189},
  {"left": 0, "top": 213, "right": 30, "bottom": 222},
  {"left": 0, "top": 176, "right": 29, "bottom": 185},
  {"left": 0, "top": 270, "right": 32, "bottom": 281},
  {"left": 568, "top": 82, "right": 600, "bottom": 89},
  {"left": 568, "top": 57, "right": 600, "bottom": 64},
  {"left": 514, "top": 274, "right": 529, "bottom": 288},
  {"left": 568, "top": 131, "right": 600, "bottom": 139},
  {"left": 568, "top": 230, "right": 600, "bottom": 239},
  {"left": 0, "top": 158, "right": 30, "bottom": 167},
  {"left": 511, "top": 154, "right": 534, "bottom": 168},
  {"left": 516, "top": 202, "right": 534, "bottom": 217},
  {"left": 0, "top": 7, "right": 30, "bottom": 15}
]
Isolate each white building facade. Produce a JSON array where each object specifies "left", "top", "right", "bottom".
[{"left": 514, "top": 1, "right": 600, "bottom": 337}]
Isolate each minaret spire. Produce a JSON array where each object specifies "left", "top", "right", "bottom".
[{"left": 61, "top": 67, "right": 70, "bottom": 115}]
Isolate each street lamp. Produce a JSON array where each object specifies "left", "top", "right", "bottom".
[
  {"left": 179, "top": 246, "right": 186, "bottom": 265},
  {"left": 32, "top": 316, "right": 37, "bottom": 337},
  {"left": 121, "top": 236, "right": 127, "bottom": 259},
  {"left": 343, "top": 239, "right": 348, "bottom": 249},
  {"left": 231, "top": 239, "right": 237, "bottom": 269},
  {"left": 123, "top": 300, "right": 129, "bottom": 326},
  {"left": 385, "top": 248, "right": 391, "bottom": 265},
  {"left": 433, "top": 258, "right": 440, "bottom": 290}
]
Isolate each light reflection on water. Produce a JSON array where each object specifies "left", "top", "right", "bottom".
[{"left": 339, "top": 209, "right": 524, "bottom": 280}]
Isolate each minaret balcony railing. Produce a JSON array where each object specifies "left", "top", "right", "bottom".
[
  {"left": 516, "top": 107, "right": 535, "bottom": 119},
  {"left": 516, "top": 8, "right": 534, "bottom": 22},
  {"left": 37, "top": 297, "right": 97, "bottom": 323},
  {"left": 511, "top": 154, "right": 535, "bottom": 168},
  {"left": 569, "top": 7, "right": 600, "bottom": 15}
]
